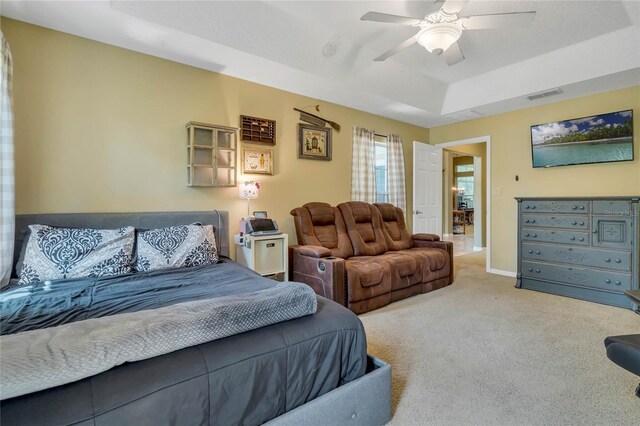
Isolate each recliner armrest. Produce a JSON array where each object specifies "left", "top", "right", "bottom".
[
  {"left": 288, "top": 246, "right": 347, "bottom": 306},
  {"left": 295, "top": 245, "right": 332, "bottom": 258},
  {"left": 412, "top": 233, "right": 440, "bottom": 242}
]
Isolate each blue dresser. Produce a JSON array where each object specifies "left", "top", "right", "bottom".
[{"left": 515, "top": 197, "right": 639, "bottom": 310}]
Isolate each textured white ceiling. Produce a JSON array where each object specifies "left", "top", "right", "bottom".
[{"left": 2, "top": 0, "right": 639, "bottom": 127}]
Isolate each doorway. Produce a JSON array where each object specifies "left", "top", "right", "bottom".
[
  {"left": 442, "top": 147, "right": 485, "bottom": 256},
  {"left": 437, "top": 136, "right": 491, "bottom": 272}
]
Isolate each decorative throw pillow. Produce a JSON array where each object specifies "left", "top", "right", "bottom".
[
  {"left": 135, "top": 224, "right": 219, "bottom": 272},
  {"left": 18, "top": 225, "right": 135, "bottom": 285}
]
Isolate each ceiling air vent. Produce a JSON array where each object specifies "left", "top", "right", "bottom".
[
  {"left": 444, "top": 109, "right": 484, "bottom": 121},
  {"left": 527, "top": 88, "right": 564, "bottom": 101}
]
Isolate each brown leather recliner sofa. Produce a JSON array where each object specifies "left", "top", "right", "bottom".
[{"left": 289, "top": 201, "right": 453, "bottom": 314}]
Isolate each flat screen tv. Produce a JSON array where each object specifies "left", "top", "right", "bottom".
[{"left": 531, "top": 109, "right": 633, "bottom": 168}]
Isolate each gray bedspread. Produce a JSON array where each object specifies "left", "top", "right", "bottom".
[
  {"left": 1, "top": 281, "right": 316, "bottom": 400},
  {"left": 1, "top": 259, "right": 284, "bottom": 334},
  {"left": 0, "top": 260, "right": 367, "bottom": 425}
]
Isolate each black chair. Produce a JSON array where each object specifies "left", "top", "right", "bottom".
[{"left": 604, "top": 334, "right": 640, "bottom": 398}]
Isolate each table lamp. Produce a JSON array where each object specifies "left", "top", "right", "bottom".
[{"left": 239, "top": 181, "right": 260, "bottom": 218}]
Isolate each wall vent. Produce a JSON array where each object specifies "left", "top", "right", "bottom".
[{"left": 527, "top": 88, "right": 564, "bottom": 101}]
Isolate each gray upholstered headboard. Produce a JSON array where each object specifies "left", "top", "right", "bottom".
[{"left": 13, "top": 210, "right": 229, "bottom": 277}]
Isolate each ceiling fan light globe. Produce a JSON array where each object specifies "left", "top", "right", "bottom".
[{"left": 416, "top": 23, "right": 462, "bottom": 54}]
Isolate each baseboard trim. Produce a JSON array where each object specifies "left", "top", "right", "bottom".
[{"left": 487, "top": 268, "right": 517, "bottom": 278}]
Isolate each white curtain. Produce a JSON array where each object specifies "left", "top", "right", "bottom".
[
  {"left": 351, "top": 127, "right": 376, "bottom": 203},
  {"left": 387, "top": 133, "right": 406, "bottom": 214},
  {"left": 0, "top": 32, "right": 14, "bottom": 288}
]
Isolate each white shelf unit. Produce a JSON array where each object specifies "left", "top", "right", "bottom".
[{"left": 236, "top": 234, "right": 288, "bottom": 282}]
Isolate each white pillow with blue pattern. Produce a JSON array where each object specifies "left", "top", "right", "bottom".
[
  {"left": 18, "top": 225, "right": 136, "bottom": 285},
  {"left": 135, "top": 224, "right": 219, "bottom": 272}
]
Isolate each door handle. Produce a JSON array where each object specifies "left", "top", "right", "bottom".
[{"left": 415, "top": 210, "right": 424, "bottom": 214}]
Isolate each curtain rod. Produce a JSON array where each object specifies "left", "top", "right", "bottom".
[{"left": 374, "top": 133, "right": 387, "bottom": 138}]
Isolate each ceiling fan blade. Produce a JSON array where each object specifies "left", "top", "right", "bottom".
[
  {"left": 360, "top": 11, "right": 423, "bottom": 26},
  {"left": 460, "top": 12, "right": 536, "bottom": 30},
  {"left": 441, "top": 0, "right": 470, "bottom": 15},
  {"left": 373, "top": 35, "right": 418, "bottom": 61},
  {"left": 442, "top": 42, "right": 465, "bottom": 66}
]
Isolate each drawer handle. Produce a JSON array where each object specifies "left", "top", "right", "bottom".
[
  {"left": 579, "top": 222, "right": 584, "bottom": 226},
  {"left": 615, "top": 258, "right": 621, "bottom": 263},
  {"left": 532, "top": 233, "right": 537, "bottom": 237},
  {"left": 524, "top": 205, "right": 530, "bottom": 209},
  {"left": 579, "top": 237, "right": 584, "bottom": 241},
  {"left": 531, "top": 219, "right": 536, "bottom": 223},
  {"left": 579, "top": 206, "right": 585, "bottom": 210},
  {"left": 528, "top": 249, "right": 533, "bottom": 254},
  {"left": 572, "top": 205, "right": 577, "bottom": 210},
  {"left": 605, "top": 258, "right": 611, "bottom": 262},
  {"left": 266, "top": 243, "right": 275, "bottom": 248},
  {"left": 525, "top": 233, "right": 530, "bottom": 237},
  {"left": 605, "top": 279, "right": 611, "bottom": 284},
  {"left": 615, "top": 280, "right": 621, "bottom": 286},
  {"left": 535, "top": 251, "right": 541, "bottom": 255},
  {"left": 571, "top": 221, "right": 577, "bottom": 225},
  {"left": 525, "top": 219, "right": 530, "bottom": 223},
  {"left": 535, "top": 269, "right": 541, "bottom": 273},
  {"left": 592, "top": 230, "right": 598, "bottom": 234},
  {"left": 528, "top": 268, "right": 533, "bottom": 272},
  {"left": 570, "top": 237, "right": 575, "bottom": 240}
]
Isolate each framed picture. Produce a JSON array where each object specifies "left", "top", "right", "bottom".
[
  {"left": 298, "top": 124, "right": 332, "bottom": 161},
  {"left": 241, "top": 147, "right": 273, "bottom": 175}
]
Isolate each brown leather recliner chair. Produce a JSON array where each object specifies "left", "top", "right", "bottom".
[
  {"left": 290, "top": 201, "right": 454, "bottom": 314},
  {"left": 289, "top": 202, "right": 352, "bottom": 305},
  {"left": 375, "top": 203, "right": 453, "bottom": 293}
]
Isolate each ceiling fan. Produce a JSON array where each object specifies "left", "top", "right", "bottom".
[{"left": 361, "top": 0, "right": 536, "bottom": 66}]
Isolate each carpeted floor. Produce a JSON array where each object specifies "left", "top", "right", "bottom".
[{"left": 359, "top": 252, "right": 640, "bottom": 425}]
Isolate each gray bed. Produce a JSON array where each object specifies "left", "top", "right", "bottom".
[{"left": 0, "top": 211, "right": 391, "bottom": 426}]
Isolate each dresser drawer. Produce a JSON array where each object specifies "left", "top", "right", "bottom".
[
  {"left": 522, "top": 261, "right": 631, "bottom": 292},
  {"left": 522, "top": 228, "right": 589, "bottom": 245},
  {"left": 593, "top": 200, "right": 632, "bottom": 216},
  {"left": 521, "top": 200, "right": 590, "bottom": 214},
  {"left": 522, "top": 214, "right": 588, "bottom": 229},
  {"left": 592, "top": 216, "right": 634, "bottom": 249},
  {"left": 522, "top": 243, "right": 631, "bottom": 271}
]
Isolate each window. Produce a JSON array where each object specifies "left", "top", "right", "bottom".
[
  {"left": 456, "top": 176, "right": 474, "bottom": 209},
  {"left": 454, "top": 160, "right": 474, "bottom": 209},
  {"left": 455, "top": 164, "right": 474, "bottom": 173},
  {"left": 374, "top": 136, "right": 388, "bottom": 203}
]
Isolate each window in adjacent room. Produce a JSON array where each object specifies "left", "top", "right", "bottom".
[
  {"left": 455, "top": 164, "right": 474, "bottom": 173},
  {"left": 455, "top": 160, "right": 474, "bottom": 209},
  {"left": 374, "top": 135, "right": 388, "bottom": 203}
]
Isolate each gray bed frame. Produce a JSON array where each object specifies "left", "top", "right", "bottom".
[{"left": 12, "top": 210, "right": 392, "bottom": 426}]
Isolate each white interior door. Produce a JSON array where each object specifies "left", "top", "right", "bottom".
[{"left": 413, "top": 141, "right": 443, "bottom": 237}]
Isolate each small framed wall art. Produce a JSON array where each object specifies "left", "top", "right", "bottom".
[
  {"left": 298, "top": 124, "right": 332, "bottom": 161},
  {"left": 241, "top": 147, "right": 273, "bottom": 175}
]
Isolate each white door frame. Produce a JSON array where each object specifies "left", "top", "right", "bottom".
[{"left": 435, "top": 135, "right": 494, "bottom": 274}]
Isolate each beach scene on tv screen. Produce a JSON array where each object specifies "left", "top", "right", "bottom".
[{"left": 531, "top": 110, "right": 633, "bottom": 167}]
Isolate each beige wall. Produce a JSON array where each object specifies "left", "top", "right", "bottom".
[
  {"left": 430, "top": 86, "right": 640, "bottom": 272},
  {"left": 2, "top": 18, "right": 429, "bottom": 254}
]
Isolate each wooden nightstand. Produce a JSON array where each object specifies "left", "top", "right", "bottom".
[{"left": 236, "top": 233, "right": 288, "bottom": 281}]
